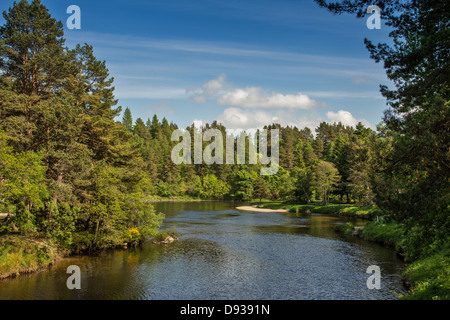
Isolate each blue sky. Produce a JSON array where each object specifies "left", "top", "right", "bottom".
[{"left": 2, "top": 0, "right": 393, "bottom": 131}]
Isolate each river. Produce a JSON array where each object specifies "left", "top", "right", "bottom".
[{"left": 0, "top": 201, "right": 407, "bottom": 300}]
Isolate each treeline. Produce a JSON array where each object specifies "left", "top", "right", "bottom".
[
  {"left": 0, "top": 0, "right": 163, "bottom": 252},
  {"left": 123, "top": 108, "right": 378, "bottom": 207}
]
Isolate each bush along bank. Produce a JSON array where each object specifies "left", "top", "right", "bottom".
[
  {"left": 0, "top": 235, "right": 60, "bottom": 279},
  {"left": 334, "top": 218, "right": 450, "bottom": 300}
]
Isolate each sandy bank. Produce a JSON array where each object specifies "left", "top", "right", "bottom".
[{"left": 235, "top": 206, "right": 289, "bottom": 213}]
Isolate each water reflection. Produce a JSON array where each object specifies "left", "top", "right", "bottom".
[{"left": 0, "top": 201, "right": 406, "bottom": 300}]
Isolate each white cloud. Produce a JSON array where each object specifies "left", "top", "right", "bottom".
[
  {"left": 186, "top": 74, "right": 232, "bottom": 103},
  {"left": 194, "top": 108, "right": 373, "bottom": 135},
  {"left": 217, "top": 107, "right": 276, "bottom": 130},
  {"left": 187, "top": 75, "right": 318, "bottom": 110},
  {"left": 326, "top": 110, "right": 372, "bottom": 128},
  {"left": 202, "top": 74, "right": 231, "bottom": 95},
  {"left": 215, "top": 107, "right": 324, "bottom": 133},
  {"left": 217, "top": 87, "right": 318, "bottom": 109}
]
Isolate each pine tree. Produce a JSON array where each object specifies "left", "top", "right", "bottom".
[
  {"left": 0, "top": 0, "right": 66, "bottom": 96},
  {"left": 332, "top": 134, "right": 351, "bottom": 202},
  {"left": 122, "top": 108, "right": 133, "bottom": 132},
  {"left": 313, "top": 137, "right": 324, "bottom": 159},
  {"left": 303, "top": 141, "right": 317, "bottom": 167},
  {"left": 294, "top": 138, "right": 305, "bottom": 169},
  {"left": 254, "top": 176, "right": 271, "bottom": 202},
  {"left": 312, "top": 161, "right": 341, "bottom": 204}
]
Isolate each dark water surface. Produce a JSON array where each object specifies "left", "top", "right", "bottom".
[{"left": 0, "top": 201, "right": 407, "bottom": 300}]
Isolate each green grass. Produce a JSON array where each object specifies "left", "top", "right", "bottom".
[
  {"left": 401, "top": 246, "right": 450, "bottom": 300},
  {"left": 361, "top": 220, "right": 405, "bottom": 250},
  {"left": 256, "top": 201, "right": 383, "bottom": 219},
  {"left": 334, "top": 222, "right": 355, "bottom": 235},
  {"left": 0, "top": 235, "right": 59, "bottom": 279}
]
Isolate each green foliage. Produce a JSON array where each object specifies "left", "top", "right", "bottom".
[
  {"left": 361, "top": 220, "right": 405, "bottom": 251},
  {"left": 122, "top": 107, "right": 133, "bottom": 132},
  {"left": 230, "top": 170, "right": 256, "bottom": 201},
  {"left": 312, "top": 161, "right": 341, "bottom": 204},
  {"left": 291, "top": 167, "right": 313, "bottom": 203},
  {"left": 0, "top": 235, "right": 58, "bottom": 278},
  {"left": 200, "top": 174, "right": 230, "bottom": 199},
  {"left": 43, "top": 203, "right": 77, "bottom": 248},
  {"left": 334, "top": 222, "right": 354, "bottom": 235},
  {"left": 253, "top": 176, "right": 271, "bottom": 202},
  {"left": 401, "top": 246, "right": 450, "bottom": 300},
  {"left": 156, "top": 181, "right": 171, "bottom": 197},
  {"left": 0, "top": 130, "right": 48, "bottom": 234}
]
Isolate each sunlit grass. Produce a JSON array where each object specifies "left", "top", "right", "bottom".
[
  {"left": 256, "top": 201, "right": 383, "bottom": 219},
  {"left": 401, "top": 246, "right": 450, "bottom": 300},
  {"left": 0, "top": 235, "right": 58, "bottom": 279}
]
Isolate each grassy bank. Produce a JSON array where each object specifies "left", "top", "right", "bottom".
[
  {"left": 0, "top": 229, "right": 177, "bottom": 279},
  {"left": 335, "top": 220, "right": 404, "bottom": 251},
  {"left": 335, "top": 219, "right": 449, "bottom": 300},
  {"left": 0, "top": 235, "right": 60, "bottom": 279},
  {"left": 401, "top": 247, "right": 450, "bottom": 300},
  {"left": 255, "top": 201, "right": 383, "bottom": 219}
]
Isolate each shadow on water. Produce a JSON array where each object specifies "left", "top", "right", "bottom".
[{"left": 0, "top": 201, "right": 407, "bottom": 300}]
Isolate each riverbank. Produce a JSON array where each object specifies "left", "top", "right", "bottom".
[
  {"left": 145, "top": 196, "right": 205, "bottom": 202},
  {"left": 0, "top": 229, "right": 177, "bottom": 280},
  {"left": 236, "top": 205, "right": 289, "bottom": 213},
  {"left": 0, "top": 235, "right": 61, "bottom": 279},
  {"left": 334, "top": 219, "right": 450, "bottom": 300},
  {"left": 145, "top": 196, "right": 246, "bottom": 203},
  {"left": 254, "top": 201, "right": 383, "bottom": 219}
]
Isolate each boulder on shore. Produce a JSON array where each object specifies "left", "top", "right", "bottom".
[{"left": 152, "top": 235, "right": 178, "bottom": 245}]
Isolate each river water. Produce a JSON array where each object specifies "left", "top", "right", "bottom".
[{"left": 0, "top": 201, "right": 407, "bottom": 300}]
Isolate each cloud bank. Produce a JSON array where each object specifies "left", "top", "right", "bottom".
[
  {"left": 217, "top": 87, "right": 318, "bottom": 109},
  {"left": 186, "top": 75, "right": 373, "bottom": 133},
  {"left": 187, "top": 74, "right": 318, "bottom": 109},
  {"left": 326, "top": 110, "right": 372, "bottom": 128}
]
